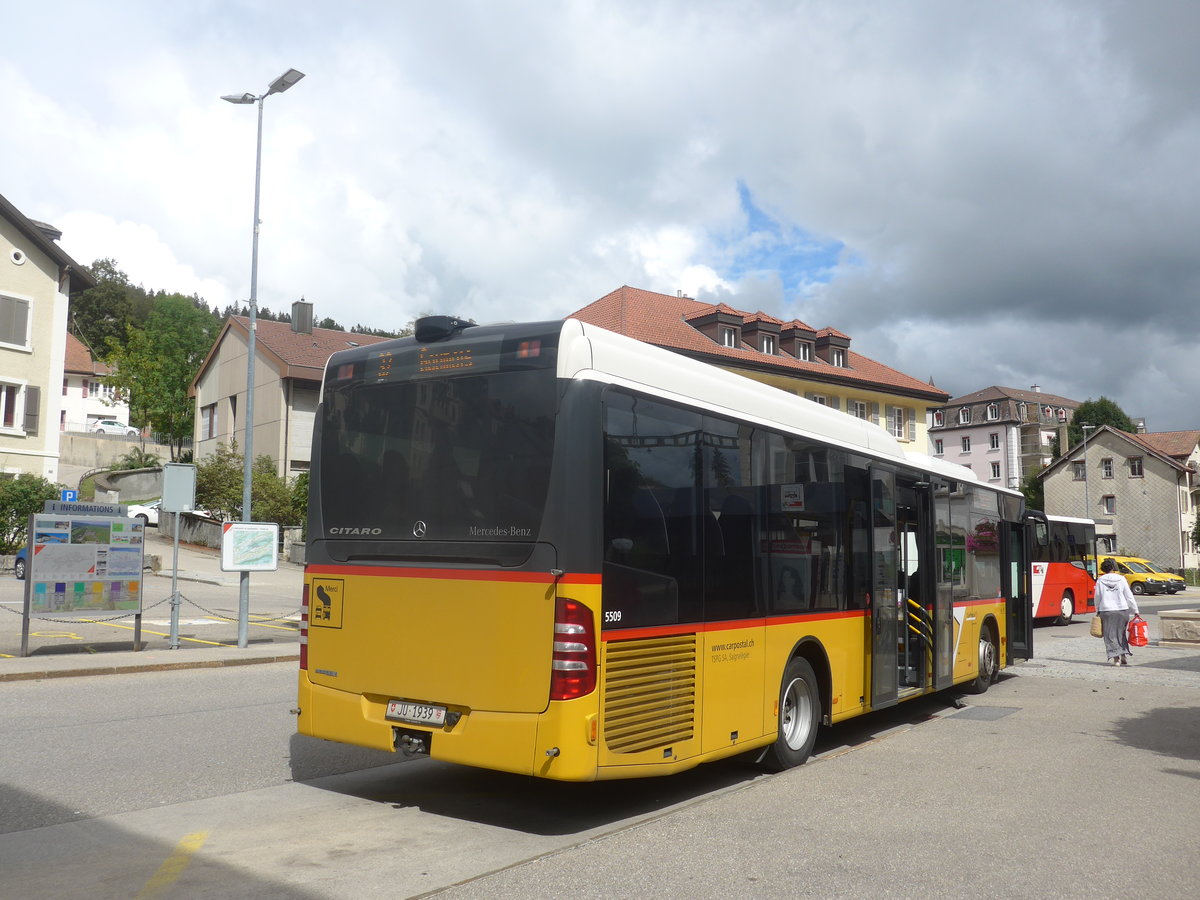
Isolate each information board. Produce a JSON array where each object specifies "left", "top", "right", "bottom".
[
  {"left": 25, "top": 513, "right": 145, "bottom": 614},
  {"left": 220, "top": 522, "right": 280, "bottom": 572}
]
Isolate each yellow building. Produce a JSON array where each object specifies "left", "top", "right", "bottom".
[{"left": 569, "top": 286, "right": 948, "bottom": 447}]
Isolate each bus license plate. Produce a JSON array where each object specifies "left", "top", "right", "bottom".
[{"left": 385, "top": 700, "right": 446, "bottom": 727}]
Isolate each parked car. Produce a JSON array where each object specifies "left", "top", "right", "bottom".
[
  {"left": 1098, "top": 555, "right": 1173, "bottom": 595},
  {"left": 92, "top": 419, "right": 138, "bottom": 436},
  {"left": 13, "top": 546, "right": 27, "bottom": 580},
  {"left": 127, "top": 499, "right": 161, "bottom": 527},
  {"left": 1128, "top": 557, "right": 1187, "bottom": 593}
]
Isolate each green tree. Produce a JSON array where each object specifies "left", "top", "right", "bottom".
[
  {"left": 1020, "top": 471, "right": 1045, "bottom": 513},
  {"left": 0, "top": 474, "right": 61, "bottom": 553},
  {"left": 1066, "top": 398, "right": 1137, "bottom": 449},
  {"left": 194, "top": 440, "right": 304, "bottom": 526},
  {"left": 104, "top": 294, "right": 219, "bottom": 460},
  {"left": 70, "top": 258, "right": 153, "bottom": 352}
]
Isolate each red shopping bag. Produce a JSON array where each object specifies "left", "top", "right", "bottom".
[{"left": 1128, "top": 615, "right": 1149, "bottom": 648}]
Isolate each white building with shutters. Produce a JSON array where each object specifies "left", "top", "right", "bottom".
[
  {"left": 927, "top": 385, "right": 1082, "bottom": 490},
  {"left": 0, "top": 192, "right": 94, "bottom": 481},
  {"left": 189, "top": 316, "right": 390, "bottom": 477}
]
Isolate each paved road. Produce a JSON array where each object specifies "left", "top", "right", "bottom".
[{"left": 0, "top": 599, "right": 1196, "bottom": 898}]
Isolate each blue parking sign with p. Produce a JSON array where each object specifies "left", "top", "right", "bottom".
[{"left": 61, "top": 489, "right": 78, "bottom": 502}]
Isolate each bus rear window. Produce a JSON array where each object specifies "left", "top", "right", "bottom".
[{"left": 319, "top": 368, "right": 557, "bottom": 542}]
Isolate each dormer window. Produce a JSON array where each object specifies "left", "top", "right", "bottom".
[
  {"left": 830, "top": 348, "right": 846, "bottom": 367},
  {"left": 933, "top": 410, "right": 944, "bottom": 427},
  {"left": 1056, "top": 407, "right": 1067, "bottom": 422},
  {"left": 795, "top": 341, "right": 812, "bottom": 361},
  {"left": 720, "top": 326, "right": 738, "bottom": 348},
  {"left": 760, "top": 334, "right": 776, "bottom": 355},
  {"left": 986, "top": 403, "right": 999, "bottom": 421},
  {"left": 958, "top": 407, "right": 971, "bottom": 425}
]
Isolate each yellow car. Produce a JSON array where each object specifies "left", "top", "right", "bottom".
[
  {"left": 1098, "top": 556, "right": 1174, "bottom": 596},
  {"left": 1127, "top": 557, "right": 1187, "bottom": 594}
]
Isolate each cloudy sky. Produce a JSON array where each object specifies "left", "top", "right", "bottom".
[{"left": 3, "top": 1, "right": 1197, "bottom": 431}]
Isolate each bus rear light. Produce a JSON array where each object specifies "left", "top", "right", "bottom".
[
  {"left": 550, "top": 597, "right": 596, "bottom": 700},
  {"left": 300, "top": 583, "right": 309, "bottom": 671}
]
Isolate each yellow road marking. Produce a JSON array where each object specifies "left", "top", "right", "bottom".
[
  {"left": 135, "top": 830, "right": 208, "bottom": 898},
  {"left": 80, "top": 619, "right": 235, "bottom": 648}
]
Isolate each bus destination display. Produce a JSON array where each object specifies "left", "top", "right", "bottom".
[{"left": 368, "top": 337, "right": 503, "bottom": 384}]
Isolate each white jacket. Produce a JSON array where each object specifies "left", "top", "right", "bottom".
[{"left": 1094, "top": 572, "right": 1139, "bottom": 614}]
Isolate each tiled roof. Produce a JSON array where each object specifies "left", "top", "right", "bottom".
[
  {"left": 568, "top": 286, "right": 948, "bottom": 401},
  {"left": 1129, "top": 430, "right": 1200, "bottom": 461},
  {"left": 941, "top": 385, "right": 1080, "bottom": 408},
  {"left": 228, "top": 316, "right": 392, "bottom": 373},
  {"left": 64, "top": 332, "right": 111, "bottom": 376}
]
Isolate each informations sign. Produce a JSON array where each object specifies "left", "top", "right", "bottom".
[
  {"left": 220, "top": 522, "right": 280, "bottom": 572},
  {"left": 25, "top": 513, "right": 145, "bottom": 614}
]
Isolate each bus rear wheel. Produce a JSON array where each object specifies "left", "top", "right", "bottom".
[
  {"left": 1056, "top": 591, "right": 1075, "bottom": 626},
  {"left": 763, "top": 657, "right": 820, "bottom": 771},
  {"left": 965, "top": 626, "right": 998, "bottom": 694}
]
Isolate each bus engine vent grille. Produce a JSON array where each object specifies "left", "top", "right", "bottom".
[{"left": 602, "top": 634, "right": 696, "bottom": 753}]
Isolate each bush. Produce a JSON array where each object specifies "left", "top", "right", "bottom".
[
  {"left": 194, "top": 441, "right": 304, "bottom": 526},
  {"left": 0, "top": 474, "right": 62, "bottom": 553},
  {"left": 115, "top": 447, "right": 162, "bottom": 470}
]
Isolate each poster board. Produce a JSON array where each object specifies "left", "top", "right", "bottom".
[
  {"left": 220, "top": 522, "right": 280, "bottom": 572},
  {"left": 25, "top": 513, "right": 145, "bottom": 614}
]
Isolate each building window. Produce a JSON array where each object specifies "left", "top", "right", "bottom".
[
  {"left": 958, "top": 407, "right": 971, "bottom": 425},
  {"left": 933, "top": 410, "right": 944, "bottom": 427},
  {"left": 0, "top": 295, "right": 31, "bottom": 350},
  {"left": 989, "top": 432, "right": 1000, "bottom": 450},
  {"left": 795, "top": 341, "right": 811, "bottom": 361},
  {"left": 1102, "top": 495, "right": 1116, "bottom": 514},
  {"left": 811, "top": 395, "right": 828, "bottom": 406},
  {"left": 720, "top": 326, "right": 738, "bottom": 348},
  {"left": 1057, "top": 408, "right": 1067, "bottom": 422},
  {"left": 886, "top": 406, "right": 906, "bottom": 440},
  {"left": 62, "top": 378, "right": 69, "bottom": 397},
  {"left": 60, "top": 410, "right": 66, "bottom": 431},
  {"left": 986, "top": 403, "right": 999, "bottom": 421},
  {"left": 1101, "top": 458, "right": 1113, "bottom": 478},
  {"left": 0, "top": 382, "right": 24, "bottom": 430},
  {"left": 960, "top": 436, "right": 971, "bottom": 452},
  {"left": 1073, "top": 461, "right": 1086, "bottom": 480},
  {"left": 200, "top": 403, "right": 217, "bottom": 441},
  {"left": 1128, "top": 457, "right": 1144, "bottom": 477},
  {"left": 934, "top": 439, "right": 944, "bottom": 455},
  {"left": 760, "top": 334, "right": 776, "bottom": 355},
  {"left": 830, "top": 348, "right": 846, "bottom": 367},
  {"left": 851, "top": 400, "right": 869, "bottom": 420},
  {"left": 990, "top": 462, "right": 1001, "bottom": 479}
]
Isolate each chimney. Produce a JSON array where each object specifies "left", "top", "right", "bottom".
[{"left": 1030, "top": 385, "right": 1041, "bottom": 392}]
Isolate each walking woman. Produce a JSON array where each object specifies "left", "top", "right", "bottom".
[{"left": 1095, "top": 557, "right": 1140, "bottom": 665}]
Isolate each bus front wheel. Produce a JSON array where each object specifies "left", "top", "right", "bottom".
[
  {"left": 965, "top": 626, "right": 998, "bottom": 694},
  {"left": 763, "top": 657, "right": 820, "bottom": 771},
  {"left": 1056, "top": 591, "right": 1075, "bottom": 626}
]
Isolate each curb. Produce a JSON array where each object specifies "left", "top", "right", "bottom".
[{"left": 0, "top": 652, "right": 300, "bottom": 683}]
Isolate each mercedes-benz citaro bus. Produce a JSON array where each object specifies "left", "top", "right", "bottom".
[{"left": 297, "top": 315, "right": 1033, "bottom": 781}]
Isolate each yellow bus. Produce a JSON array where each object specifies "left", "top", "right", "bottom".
[{"left": 297, "top": 315, "right": 1033, "bottom": 780}]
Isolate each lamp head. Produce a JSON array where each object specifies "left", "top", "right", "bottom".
[
  {"left": 222, "top": 92, "right": 257, "bottom": 104},
  {"left": 267, "top": 68, "right": 305, "bottom": 96}
]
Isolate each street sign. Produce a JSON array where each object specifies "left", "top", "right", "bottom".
[{"left": 60, "top": 489, "right": 78, "bottom": 502}]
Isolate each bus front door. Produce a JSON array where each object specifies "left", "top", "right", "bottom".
[{"left": 872, "top": 473, "right": 932, "bottom": 710}]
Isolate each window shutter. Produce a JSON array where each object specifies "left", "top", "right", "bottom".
[
  {"left": 805, "top": 393, "right": 816, "bottom": 402},
  {"left": 23, "top": 386, "right": 39, "bottom": 435},
  {"left": 829, "top": 397, "right": 841, "bottom": 411},
  {"left": 907, "top": 408, "right": 916, "bottom": 442},
  {"left": 871, "top": 402, "right": 880, "bottom": 425}
]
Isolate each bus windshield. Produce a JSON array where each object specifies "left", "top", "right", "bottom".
[{"left": 318, "top": 336, "right": 559, "bottom": 543}]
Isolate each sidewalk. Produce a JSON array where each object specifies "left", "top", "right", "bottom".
[{"left": 0, "top": 527, "right": 303, "bottom": 678}]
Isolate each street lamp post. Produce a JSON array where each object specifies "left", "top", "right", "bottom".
[
  {"left": 1081, "top": 423, "right": 1096, "bottom": 522},
  {"left": 223, "top": 68, "right": 305, "bottom": 649}
]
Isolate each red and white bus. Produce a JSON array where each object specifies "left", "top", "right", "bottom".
[{"left": 1028, "top": 512, "right": 1096, "bottom": 625}]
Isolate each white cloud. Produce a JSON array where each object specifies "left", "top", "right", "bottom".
[{"left": 2, "top": 1, "right": 1197, "bottom": 430}]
